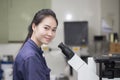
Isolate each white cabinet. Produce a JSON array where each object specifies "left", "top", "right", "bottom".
[
  {"left": 0, "top": 0, "right": 8, "bottom": 43},
  {"left": 0, "top": 0, "right": 51, "bottom": 43}
]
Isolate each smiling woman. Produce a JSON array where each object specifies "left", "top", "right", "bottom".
[
  {"left": 13, "top": 9, "right": 58, "bottom": 80},
  {"left": 31, "top": 16, "right": 57, "bottom": 47}
]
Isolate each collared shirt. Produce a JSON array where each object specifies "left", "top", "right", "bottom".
[{"left": 13, "top": 39, "right": 51, "bottom": 80}]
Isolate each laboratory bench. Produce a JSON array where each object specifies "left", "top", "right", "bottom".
[{"left": 94, "top": 54, "right": 120, "bottom": 80}]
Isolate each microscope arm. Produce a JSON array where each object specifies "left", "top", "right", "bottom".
[
  {"left": 58, "top": 42, "right": 99, "bottom": 80},
  {"left": 68, "top": 54, "right": 99, "bottom": 80}
]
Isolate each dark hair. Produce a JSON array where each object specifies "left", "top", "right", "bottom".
[{"left": 23, "top": 9, "right": 58, "bottom": 45}]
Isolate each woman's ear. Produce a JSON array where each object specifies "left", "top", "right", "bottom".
[{"left": 32, "top": 23, "right": 36, "bottom": 31}]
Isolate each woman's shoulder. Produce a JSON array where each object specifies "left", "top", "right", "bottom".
[{"left": 16, "top": 45, "right": 36, "bottom": 61}]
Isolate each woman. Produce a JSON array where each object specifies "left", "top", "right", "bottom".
[{"left": 13, "top": 9, "right": 58, "bottom": 80}]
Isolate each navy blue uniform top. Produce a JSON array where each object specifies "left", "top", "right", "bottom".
[{"left": 13, "top": 39, "right": 51, "bottom": 80}]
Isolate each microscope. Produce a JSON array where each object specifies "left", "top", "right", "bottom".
[{"left": 58, "top": 42, "right": 99, "bottom": 80}]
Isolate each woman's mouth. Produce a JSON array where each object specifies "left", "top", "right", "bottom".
[{"left": 45, "top": 37, "right": 52, "bottom": 42}]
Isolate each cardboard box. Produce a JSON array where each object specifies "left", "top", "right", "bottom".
[{"left": 109, "top": 42, "right": 120, "bottom": 54}]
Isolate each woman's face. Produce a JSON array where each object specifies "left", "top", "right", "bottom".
[{"left": 31, "top": 16, "right": 57, "bottom": 47}]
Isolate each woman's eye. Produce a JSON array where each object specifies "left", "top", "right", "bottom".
[
  {"left": 52, "top": 29, "right": 56, "bottom": 32},
  {"left": 44, "top": 27, "right": 49, "bottom": 30}
]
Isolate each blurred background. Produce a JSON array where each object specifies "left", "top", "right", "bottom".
[{"left": 0, "top": 0, "right": 120, "bottom": 80}]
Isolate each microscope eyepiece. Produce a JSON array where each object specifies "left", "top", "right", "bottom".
[{"left": 58, "top": 42, "right": 74, "bottom": 60}]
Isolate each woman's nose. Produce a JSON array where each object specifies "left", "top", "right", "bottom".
[{"left": 48, "top": 30, "right": 53, "bottom": 36}]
